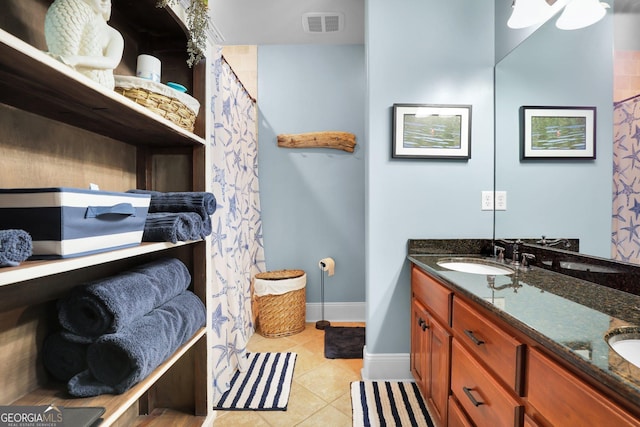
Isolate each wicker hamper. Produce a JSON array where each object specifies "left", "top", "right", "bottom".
[{"left": 254, "top": 269, "right": 306, "bottom": 338}]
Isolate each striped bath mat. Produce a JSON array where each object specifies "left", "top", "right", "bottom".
[
  {"left": 213, "top": 352, "right": 297, "bottom": 411},
  {"left": 351, "top": 381, "right": 434, "bottom": 427}
]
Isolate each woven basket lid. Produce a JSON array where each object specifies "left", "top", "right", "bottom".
[{"left": 255, "top": 269, "right": 305, "bottom": 280}]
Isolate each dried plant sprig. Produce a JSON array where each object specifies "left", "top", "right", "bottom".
[{"left": 156, "top": 0, "right": 208, "bottom": 67}]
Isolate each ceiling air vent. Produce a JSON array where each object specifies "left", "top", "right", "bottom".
[{"left": 302, "top": 12, "right": 345, "bottom": 34}]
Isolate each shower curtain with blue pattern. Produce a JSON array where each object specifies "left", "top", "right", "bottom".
[
  {"left": 613, "top": 95, "right": 640, "bottom": 264},
  {"left": 209, "top": 46, "right": 265, "bottom": 400}
]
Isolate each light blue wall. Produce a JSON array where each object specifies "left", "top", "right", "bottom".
[
  {"left": 256, "top": 0, "right": 612, "bottom": 366},
  {"left": 366, "top": 0, "right": 495, "bottom": 354},
  {"left": 257, "top": 44, "right": 366, "bottom": 304}
]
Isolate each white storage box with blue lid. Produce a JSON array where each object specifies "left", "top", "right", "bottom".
[{"left": 0, "top": 188, "right": 151, "bottom": 258}]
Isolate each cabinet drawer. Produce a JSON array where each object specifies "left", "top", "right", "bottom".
[
  {"left": 524, "top": 414, "right": 541, "bottom": 427},
  {"left": 411, "top": 265, "right": 452, "bottom": 325},
  {"left": 528, "top": 347, "right": 640, "bottom": 427},
  {"left": 448, "top": 395, "right": 474, "bottom": 427},
  {"left": 451, "top": 339, "right": 523, "bottom": 427},
  {"left": 453, "top": 297, "right": 524, "bottom": 393}
]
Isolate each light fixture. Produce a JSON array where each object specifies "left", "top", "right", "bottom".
[
  {"left": 507, "top": 0, "right": 554, "bottom": 29},
  {"left": 556, "top": 0, "right": 610, "bottom": 30}
]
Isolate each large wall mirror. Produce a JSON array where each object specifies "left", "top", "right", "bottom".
[{"left": 494, "top": 0, "right": 616, "bottom": 258}]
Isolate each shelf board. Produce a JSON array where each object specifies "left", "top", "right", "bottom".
[
  {"left": 11, "top": 328, "right": 206, "bottom": 426},
  {"left": 134, "top": 408, "right": 208, "bottom": 427},
  {"left": 0, "top": 29, "right": 205, "bottom": 147},
  {"left": 0, "top": 242, "right": 196, "bottom": 287}
]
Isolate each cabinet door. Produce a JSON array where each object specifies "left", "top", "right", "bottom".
[
  {"left": 411, "top": 298, "right": 429, "bottom": 395},
  {"left": 428, "top": 315, "right": 451, "bottom": 427},
  {"left": 528, "top": 347, "right": 640, "bottom": 427}
]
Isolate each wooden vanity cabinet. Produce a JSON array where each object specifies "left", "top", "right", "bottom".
[
  {"left": 411, "top": 263, "right": 640, "bottom": 427},
  {"left": 411, "top": 265, "right": 453, "bottom": 427},
  {"left": 0, "top": 1, "right": 211, "bottom": 425}
]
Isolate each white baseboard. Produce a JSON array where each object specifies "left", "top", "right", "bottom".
[
  {"left": 361, "top": 345, "right": 414, "bottom": 381},
  {"left": 306, "top": 302, "right": 366, "bottom": 322}
]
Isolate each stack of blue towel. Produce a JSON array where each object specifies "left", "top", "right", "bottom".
[
  {"left": 128, "top": 190, "right": 217, "bottom": 244},
  {"left": 42, "top": 257, "right": 206, "bottom": 397}
]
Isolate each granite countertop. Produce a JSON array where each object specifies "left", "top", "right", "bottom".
[{"left": 407, "top": 239, "right": 640, "bottom": 410}]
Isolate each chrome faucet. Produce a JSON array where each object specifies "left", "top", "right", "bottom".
[
  {"left": 537, "top": 235, "right": 571, "bottom": 249},
  {"left": 510, "top": 239, "right": 522, "bottom": 265},
  {"left": 497, "top": 238, "right": 523, "bottom": 266},
  {"left": 494, "top": 245, "right": 505, "bottom": 262},
  {"left": 521, "top": 253, "right": 535, "bottom": 269}
]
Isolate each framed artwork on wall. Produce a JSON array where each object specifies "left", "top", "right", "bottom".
[
  {"left": 392, "top": 104, "right": 472, "bottom": 159},
  {"left": 520, "top": 106, "right": 596, "bottom": 160}
]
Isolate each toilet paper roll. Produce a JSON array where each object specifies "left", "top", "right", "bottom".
[
  {"left": 319, "top": 257, "right": 335, "bottom": 277},
  {"left": 136, "top": 54, "right": 161, "bottom": 82}
]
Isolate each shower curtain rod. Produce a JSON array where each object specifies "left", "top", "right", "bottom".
[
  {"left": 614, "top": 92, "right": 640, "bottom": 106},
  {"left": 221, "top": 54, "right": 257, "bottom": 104}
]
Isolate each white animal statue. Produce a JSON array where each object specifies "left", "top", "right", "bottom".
[{"left": 45, "top": 0, "right": 124, "bottom": 89}]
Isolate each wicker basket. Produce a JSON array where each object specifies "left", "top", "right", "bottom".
[
  {"left": 255, "top": 270, "right": 306, "bottom": 338},
  {"left": 114, "top": 76, "right": 199, "bottom": 132}
]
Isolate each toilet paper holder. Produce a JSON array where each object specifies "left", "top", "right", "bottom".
[{"left": 316, "top": 258, "right": 334, "bottom": 330}]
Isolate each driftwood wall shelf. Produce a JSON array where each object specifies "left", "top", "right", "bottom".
[{"left": 277, "top": 131, "right": 356, "bottom": 153}]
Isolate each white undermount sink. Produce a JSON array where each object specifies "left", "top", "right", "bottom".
[
  {"left": 605, "top": 328, "right": 640, "bottom": 369},
  {"left": 437, "top": 258, "right": 514, "bottom": 275}
]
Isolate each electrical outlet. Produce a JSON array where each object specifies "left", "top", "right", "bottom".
[
  {"left": 495, "top": 191, "right": 507, "bottom": 210},
  {"left": 481, "top": 191, "right": 493, "bottom": 210}
]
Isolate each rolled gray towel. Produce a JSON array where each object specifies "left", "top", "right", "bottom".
[
  {"left": 127, "top": 190, "right": 216, "bottom": 220},
  {"left": 57, "top": 258, "right": 191, "bottom": 339},
  {"left": 142, "top": 212, "right": 199, "bottom": 243},
  {"left": 42, "top": 331, "right": 89, "bottom": 382},
  {"left": 67, "top": 291, "right": 206, "bottom": 396},
  {"left": 0, "top": 229, "right": 33, "bottom": 267},
  {"left": 200, "top": 215, "right": 212, "bottom": 239}
]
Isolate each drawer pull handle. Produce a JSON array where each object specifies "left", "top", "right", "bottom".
[
  {"left": 462, "top": 386, "right": 484, "bottom": 407},
  {"left": 464, "top": 329, "right": 485, "bottom": 346},
  {"left": 418, "top": 318, "right": 429, "bottom": 331}
]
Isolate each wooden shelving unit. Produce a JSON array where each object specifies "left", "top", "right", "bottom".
[
  {"left": 12, "top": 329, "right": 207, "bottom": 425},
  {"left": 0, "top": 1, "right": 211, "bottom": 425},
  {"left": 0, "top": 29, "right": 205, "bottom": 148}
]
